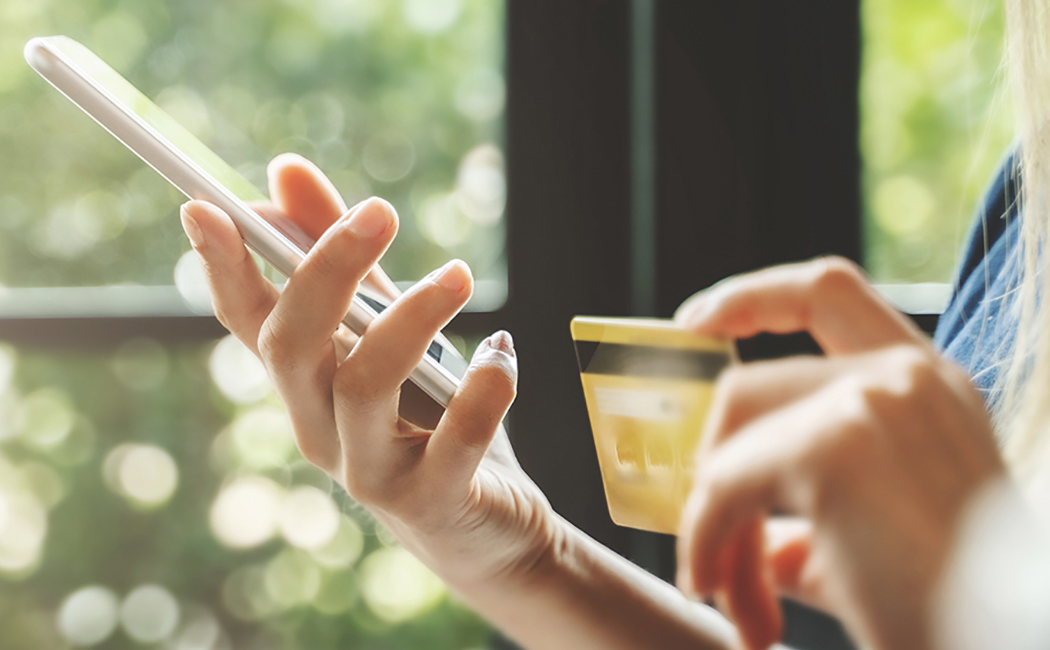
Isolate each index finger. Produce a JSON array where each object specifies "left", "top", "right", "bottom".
[{"left": 674, "top": 257, "right": 925, "bottom": 355}]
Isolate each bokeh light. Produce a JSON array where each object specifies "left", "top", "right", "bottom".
[
  {"left": 363, "top": 131, "right": 416, "bottom": 183},
  {"left": 360, "top": 546, "right": 446, "bottom": 623},
  {"left": 208, "top": 335, "right": 271, "bottom": 405},
  {"left": 420, "top": 192, "right": 473, "bottom": 249},
  {"left": 0, "top": 490, "right": 47, "bottom": 573},
  {"left": 103, "top": 443, "right": 179, "bottom": 508},
  {"left": 0, "top": 345, "right": 18, "bottom": 395},
  {"left": 120, "top": 584, "right": 181, "bottom": 643},
  {"left": 209, "top": 476, "right": 284, "bottom": 549},
  {"left": 313, "top": 0, "right": 383, "bottom": 35},
  {"left": 279, "top": 485, "right": 340, "bottom": 550},
  {"left": 57, "top": 586, "right": 119, "bottom": 647},
  {"left": 0, "top": 491, "right": 9, "bottom": 533},
  {"left": 15, "top": 461, "right": 65, "bottom": 510},
  {"left": 312, "top": 570, "right": 360, "bottom": 616},
  {"left": 455, "top": 69, "right": 505, "bottom": 123},
  {"left": 19, "top": 388, "right": 74, "bottom": 451},
  {"left": 171, "top": 608, "right": 226, "bottom": 650},
  {"left": 402, "top": 0, "right": 462, "bottom": 34},
  {"left": 264, "top": 548, "right": 323, "bottom": 609},
  {"left": 456, "top": 144, "right": 506, "bottom": 225},
  {"left": 228, "top": 406, "right": 296, "bottom": 470},
  {"left": 174, "top": 250, "right": 212, "bottom": 314},
  {"left": 310, "top": 515, "right": 366, "bottom": 569},
  {"left": 221, "top": 564, "right": 277, "bottom": 621}
]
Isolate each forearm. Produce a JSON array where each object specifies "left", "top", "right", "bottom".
[{"left": 452, "top": 516, "right": 741, "bottom": 650}]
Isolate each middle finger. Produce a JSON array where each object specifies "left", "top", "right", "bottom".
[{"left": 259, "top": 197, "right": 397, "bottom": 379}]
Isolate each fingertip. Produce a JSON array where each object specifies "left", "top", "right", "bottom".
[
  {"left": 268, "top": 153, "right": 346, "bottom": 238},
  {"left": 724, "top": 521, "right": 783, "bottom": 650},
  {"left": 471, "top": 331, "right": 518, "bottom": 385},
  {"left": 486, "top": 330, "right": 516, "bottom": 357},
  {"left": 432, "top": 259, "right": 473, "bottom": 296},
  {"left": 674, "top": 293, "right": 706, "bottom": 326},
  {"left": 180, "top": 200, "right": 249, "bottom": 262},
  {"left": 180, "top": 202, "right": 206, "bottom": 250},
  {"left": 344, "top": 196, "right": 399, "bottom": 239},
  {"left": 267, "top": 151, "right": 311, "bottom": 176}
]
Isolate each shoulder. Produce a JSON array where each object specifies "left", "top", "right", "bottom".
[{"left": 934, "top": 149, "right": 1022, "bottom": 398}]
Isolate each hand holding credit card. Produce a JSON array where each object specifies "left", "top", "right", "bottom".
[{"left": 571, "top": 317, "right": 736, "bottom": 534}]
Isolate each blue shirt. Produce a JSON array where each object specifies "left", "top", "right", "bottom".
[{"left": 934, "top": 151, "right": 1022, "bottom": 405}]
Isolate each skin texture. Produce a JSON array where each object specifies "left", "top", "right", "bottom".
[
  {"left": 674, "top": 258, "right": 1008, "bottom": 650},
  {"left": 181, "top": 154, "right": 745, "bottom": 650}
]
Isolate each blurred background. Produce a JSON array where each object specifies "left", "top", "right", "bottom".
[{"left": 0, "top": 0, "right": 1014, "bottom": 649}]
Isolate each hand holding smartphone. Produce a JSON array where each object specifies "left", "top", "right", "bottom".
[{"left": 25, "top": 36, "right": 466, "bottom": 406}]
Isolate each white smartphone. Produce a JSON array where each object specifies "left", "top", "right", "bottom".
[{"left": 25, "top": 35, "right": 466, "bottom": 407}]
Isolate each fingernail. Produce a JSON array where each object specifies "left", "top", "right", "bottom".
[
  {"left": 486, "top": 330, "right": 515, "bottom": 357},
  {"left": 476, "top": 331, "right": 518, "bottom": 379},
  {"left": 345, "top": 197, "right": 391, "bottom": 238},
  {"left": 180, "top": 204, "right": 205, "bottom": 249},
  {"left": 433, "top": 259, "right": 470, "bottom": 293}
]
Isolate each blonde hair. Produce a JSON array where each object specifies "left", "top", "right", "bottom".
[{"left": 1000, "top": 0, "right": 1050, "bottom": 482}]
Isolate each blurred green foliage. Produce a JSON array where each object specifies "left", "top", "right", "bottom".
[
  {"left": 0, "top": 0, "right": 503, "bottom": 648},
  {"left": 862, "top": 0, "right": 1015, "bottom": 282},
  {"left": 0, "top": 341, "right": 493, "bottom": 649},
  {"left": 0, "top": 0, "right": 506, "bottom": 289}
]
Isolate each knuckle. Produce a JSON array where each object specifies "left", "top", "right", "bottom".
[
  {"left": 710, "top": 366, "right": 752, "bottom": 431},
  {"left": 889, "top": 344, "right": 938, "bottom": 385},
  {"left": 811, "top": 256, "right": 865, "bottom": 296},
  {"left": 306, "top": 227, "right": 356, "bottom": 278},
  {"left": 863, "top": 345, "right": 941, "bottom": 409},
  {"left": 341, "top": 469, "right": 380, "bottom": 506},
  {"left": 696, "top": 458, "right": 734, "bottom": 512},
  {"left": 257, "top": 317, "right": 297, "bottom": 375},
  {"left": 332, "top": 360, "right": 383, "bottom": 407},
  {"left": 806, "top": 387, "right": 876, "bottom": 465}
]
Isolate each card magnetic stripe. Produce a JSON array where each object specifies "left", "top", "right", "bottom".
[{"left": 573, "top": 341, "right": 730, "bottom": 381}]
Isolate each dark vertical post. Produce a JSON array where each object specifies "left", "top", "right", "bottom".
[
  {"left": 653, "top": 1, "right": 862, "bottom": 315},
  {"left": 651, "top": 2, "right": 862, "bottom": 647},
  {"left": 505, "top": 0, "right": 634, "bottom": 555}
]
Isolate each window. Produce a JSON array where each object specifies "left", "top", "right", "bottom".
[
  {"left": 861, "top": 0, "right": 1014, "bottom": 283},
  {"left": 0, "top": 0, "right": 503, "bottom": 647}
]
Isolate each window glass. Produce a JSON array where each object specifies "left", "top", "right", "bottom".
[
  {"left": 861, "top": 0, "right": 1014, "bottom": 282},
  {"left": 0, "top": 0, "right": 506, "bottom": 304},
  {"left": 0, "top": 339, "right": 492, "bottom": 649}
]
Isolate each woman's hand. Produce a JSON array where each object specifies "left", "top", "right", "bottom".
[
  {"left": 180, "top": 154, "right": 556, "bottom": 592},
  {"left": 674, "top": 258, "right": 1007, "bottom": 650}
]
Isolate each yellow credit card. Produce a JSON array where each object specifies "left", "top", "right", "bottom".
[{"left": 570, "top": 316, "right": 736, "bottom": 534}]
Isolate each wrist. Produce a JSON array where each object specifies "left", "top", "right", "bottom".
[{"left": 446, "top": 511, "right": 577, "bottom": 598}]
